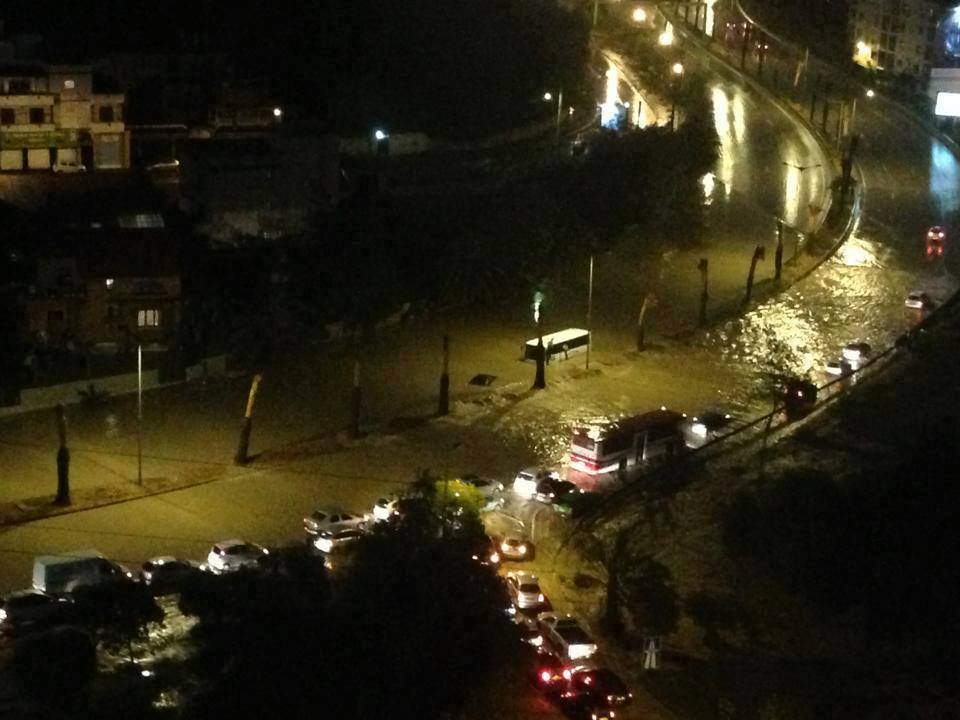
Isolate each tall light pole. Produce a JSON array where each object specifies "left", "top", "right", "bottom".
[
  {"left": 544, "top": 90, "right": 564, "bottom": 147},
  {"left": 586, "top": 254, "right": 594, "bottom": 370},
  {"left": 533, "top": 291, "right": 546, "bottom": 389},
  {"left": 136, "top": 343, "right": 143, "bottom": 486},
  {"left": 671, "top": 62, "right": 684, "bottom": 131}
]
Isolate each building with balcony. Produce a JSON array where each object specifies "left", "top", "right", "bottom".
[
  {"left": 0, "top": 63, "right": 129, "bottom": 171},
  {"left": 848, "top": 0, "right": 954, "bottom": 77}
]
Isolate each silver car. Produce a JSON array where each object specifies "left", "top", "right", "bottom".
[
  {"left": 506, "top": 571, "right": 546, "bottom": 610},
  {"left": 205, "top": 539, "right": 269, "bottom": 574}
]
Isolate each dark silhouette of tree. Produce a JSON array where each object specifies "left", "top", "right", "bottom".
[{"left": 14, "top": 626, "right": 97, "bottom": 713}]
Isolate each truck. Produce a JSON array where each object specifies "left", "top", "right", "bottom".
[
  {"left": 32, "top": 550, "right": 133, "bottom": 593},
  {"left": 537, "top": 613, "right": 598, "bottom": 660}
]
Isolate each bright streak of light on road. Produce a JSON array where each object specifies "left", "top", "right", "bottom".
[
  {"left": 783, "top": 162, "right": 801, "bottom": 227},
  {"left": 701, "top": 172, "right": 716, "bottom": 204},
  {"left": 837, "top": 234, "right": 880, "bottom": 267},
  {"left": 711, "top": 86, "right": 735, "bottom": 195}
]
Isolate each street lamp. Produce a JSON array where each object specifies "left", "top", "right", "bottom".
[
  {"left": 659, "top": 21, "right": 674, "bottom": 46},
  {"left": 136, "top": 344, "right": 143, "bottom": 486},
  {"left": 543, "top": 89, "right": 564, "bottom": 146},
  {"left": 631, "top": 7, "right": 647, "bottom": 23},
  {"left": 272, "top": 107, "right": 283, "bottom": 119},
  {"left": 671, "top": 62, "right": 684, "bottom": 131}
]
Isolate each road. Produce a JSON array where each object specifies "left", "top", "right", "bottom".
[{"left": 1, "top": 15, "right": 957, "bottom": 607}]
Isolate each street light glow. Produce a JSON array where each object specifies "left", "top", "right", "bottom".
[
  {"left": 672, "top": 62, "right": 684, "bottom": 76},
  {"left": 374, "top": 129, "right": 387, "bottom": 141},
  {"left": 866, "top": 88, "right": 876, "bottom": 98},
  {"left": 543, "top": 92, "right": 553, "bottom": 101},
  {"left": 659, "top": 21, "right": 674, "bottom": 46},
  {"left": 631, "top": 7, "right": 647, "bottom": 23},
  {"left": 273, "top": 107, "right": 283, "bottom": 118}
]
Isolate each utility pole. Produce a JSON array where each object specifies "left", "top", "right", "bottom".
[
  {"left": 555, "top": 88, "right": 564, "bottom": 147},
  {"left": 55, "top": 404, "right": 70, "bottom": 505},
  {"left": 234, "top": 373, "right": 262, "bottom": 465},
  {"left": 839, "top": 134, "right": 859, "bottom": 212},
  {"left": 744, "top": 246, "right": 766, "bottom": 304},
  {"left": 533, "top": 293, "right": 546, "bottom": 389},
  {"left": 697, "top": 258, "right": 709, "bottom": 327},
  {"left": 586, "top": 254, "right": 594, "bottom": 370},
  {"left": 350, "top": 360, "right": 362, "bottom": 437},
  {"left": 774, "top": 220, "right": 784, "bottom": 282},
  {"left": 136, "top": 344, "right": 143, "bottom": 485},
  {"left": 438, "top": 335, "right": 450, "bottom": 416}
]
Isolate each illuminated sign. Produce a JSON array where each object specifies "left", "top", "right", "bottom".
[{"left": 935, "top": 91, "right": 960, "bottom": 117}]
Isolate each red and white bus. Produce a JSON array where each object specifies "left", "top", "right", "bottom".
[{"left": 569, "top": 409, "right": 686, "bottom": 475}]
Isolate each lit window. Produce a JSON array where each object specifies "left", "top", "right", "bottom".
[
  {"left": 105, "top": 278, "right": 115, "bottom": 290},
  {"left": 138, "top": 309, "right": 161, "bottom": 328},
  {"left": 64, "top": 79, "right": 75, "bottom": 89}
]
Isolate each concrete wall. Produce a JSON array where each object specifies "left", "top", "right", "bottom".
[{"left": 0, "top": 355, "right": 230, "bottom": 417}]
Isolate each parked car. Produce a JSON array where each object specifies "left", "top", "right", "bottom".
[
  {"left": 145, "top": 158, "right": 180, "bottom": 171},
  {"left": 1, "top": 590, "right": 76, "bottom": 635},
  {"left": 681, "top": 409, "right": 734, "bottom": 448},
  {"left": 534, "top": 478, "right": 579, "bottom": 504},
  {"left": 905, "top": 291, "right": 935, "bottom": 311},
  {"left": 52, "top": 159, "right": 86, "bottom": 173},
  {"left": 533, "top": 649, "right": 572, "bottom": 692},
  {"left": 513, "top": 467, "right": 561, "bottom": 499},
  {"left": 470, "top": 535, "right": 501, "bottom": 565},
  {"left": 458, "top": 474, "right": 505, "bottom": 510},
  {"left": 926, "top": 226, "right": 946, "bottom": 257},
  {"left": 825, "top": 359, "right": 852, "bottom": 376},
  {"left": 515, "top": 614, "right": 543, "bottom": 647},
  {"left": 140, "top": 557, "right": 200, "bottom": 594},
  {"left": 312, "top": 528, "right": 364, "bottom": 554},
  {"left": 372, "top": 496, "right": 401, "bottom": 522},
  {"left": 506, "top": 571, "right": 547, "bottom": 610},
  {"left": 499, "top": 534, "right": 533, "bottom": 561},
  {"left": 303, "top": 508, "right": 366, "bottom": 536},
  {"left": 842, "top": 341, "right": 872, "bottom": 364},
  {"left": 204, "top": 540, "right": 269, "bottom": 574},
  {"left": 538, "top": 613, "right": 597, "bottom": 660},
  {"left": 33, "top": 551, "right": 134, "bottom": 593},
  {"left": 560, "top": 666, "right": 633, "bottom": 707}
]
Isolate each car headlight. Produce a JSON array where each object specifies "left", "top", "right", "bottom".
[
  {"left": 519, "top": 545, "right": 527, "bottom": 554},
  {"left": 490, "top": 552, "right": 500, "bottom": 563},
  {"left": 501, "top": 541, "right": 510, "bottom": 552},
  {"left": 0, "top": 608, "right": 7, "bottom": 622}
]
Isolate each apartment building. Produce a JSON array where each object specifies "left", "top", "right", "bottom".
[
  {"left": 0, "top": 63, "right": 129, "bottom": 171},
  {"left": 849, "top": 0, "right": 950, "bottom": 77}
]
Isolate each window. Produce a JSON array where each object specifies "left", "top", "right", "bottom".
[
  {"left": 9, "top": 78, "right": 30, "bottom": 93},
  {"left": 28, "top": 107, "right": 45, "bottom": 124},
  {"left": 63, "top": 79, "right": 75, "bottom": 89},
  {"left": 98, "top": 105, "right": 114, "bottom": 123},
  {"left": 0, "top": 108, "right": 14, "bottom": 125},
  {"left": 138, "top": 309, "right": 161, "bottom": 328},
  {"left": 105, "top": 278, "right": 115, "bottom": 290}
]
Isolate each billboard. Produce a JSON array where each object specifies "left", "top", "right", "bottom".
[{"left": 935, "top": 91, "right": 960, "bottom": 117}]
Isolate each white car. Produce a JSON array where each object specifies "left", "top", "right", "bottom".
[
  {"left": 499, "top": 534, "right": 532, "bottom": 561},
  {"left": 205, "top": 539, "right": 269, "bottom": 574},
  {"left": 513, "top": 467, "right": 560, "bottom": 499},
  {"left": 372, "top": 497, "right": 401, "bottom": 522},
  {"left": 458, "top": 474, "right": 505, "bottom": 510},
  {"left": 841, "top": 342, "right": 871, "bottom": 364},
  {"left": 303, "top": 508, "right": 366, "bottom": 536},
  {"left": 52, "top": 159, "right": 86, "bottom": 174},
  {"left": 506, "top": 571, "right": 547, "bottom": 610},
  {"left": 538, "top": 613, "right": 597, "bottom": 660},
  {"left": 905, "top": 291, "right": 935, "bottom": 311},
  {"left": 312, "top": 528, "right": 364, "bottom": 554}
]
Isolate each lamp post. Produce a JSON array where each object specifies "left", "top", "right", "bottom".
[
  {"left": 756, "top": 41, "right": 770, "bottom": 78},
  {"left": 670, "top": 62, "right": 684, "bottom": 131},
  {"left": 533, "top": 292, "right": 546, "bottom": 389},
  {"left": 586, "top": 254, "right": 594, "bottom": 370},
  {"left": 544, "top": 90, "right": 564, "bottom": 147},
  {"left": 744, "top": 246, "right": 766, "bottom": 304},
  {"left": 136, "top": 343, "right": 143, "bottom": 486}
]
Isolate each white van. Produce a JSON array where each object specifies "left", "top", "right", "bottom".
[{"left": 33, "top": 550, "right": 133, "bottom": 593}]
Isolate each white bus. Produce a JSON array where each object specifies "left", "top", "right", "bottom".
[
  {"left": 569, "top": 409, "right": 686, "bottom": 475},
  {"left": 523, "top": 328, "right": 590, "bottom": 362}
]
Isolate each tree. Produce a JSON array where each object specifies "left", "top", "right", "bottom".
[
  {"left": 73, "top": 578, "right": 163, "bottom": 664},
  {"left": 14, "top": 626, "right": 97, "bottom": 713}
]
